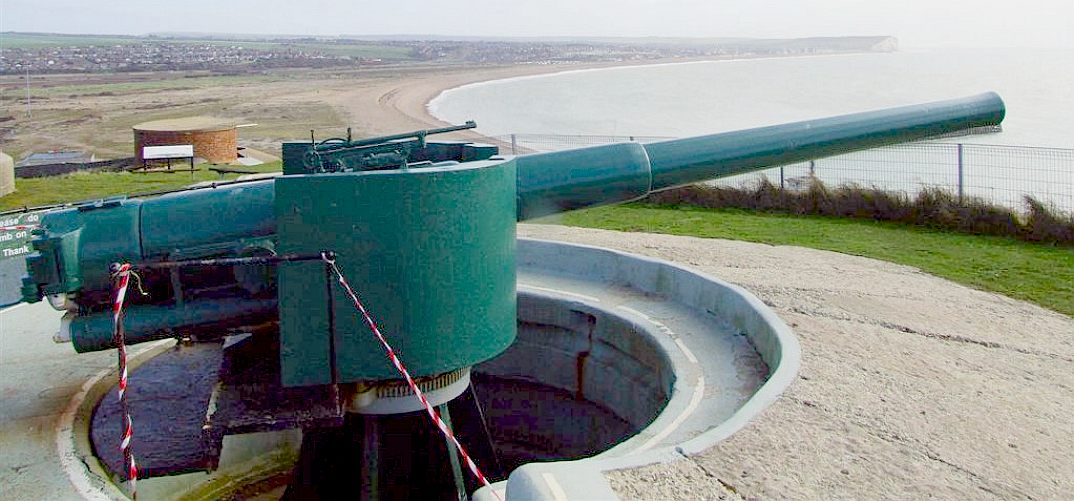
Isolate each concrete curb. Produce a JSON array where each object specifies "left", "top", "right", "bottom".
[
  {"left": 476, "top": 239, "right": 801, "bottom": 500},
  {"left": 58, "top": 338, "right": 176, "bottom": 501}
]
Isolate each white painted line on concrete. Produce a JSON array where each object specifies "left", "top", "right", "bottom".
[
  {"left": 542, "top": 472, "right": 569, "bottom": 501},
  {"left": 674, "top": 338, "right": 699, "bottom": 365},
  {"left": 617, "top": 303, "right": 707, "bottom": 450},
  {"left": 616, "top": 304, "right": 652, "bottom": 322},
  {"left": 0, "top": 302, "right": 28, "bottom": 314},
  {"left": 56, "top": 339, "right": 173, "bottom": 500},
  {"left": 617, "top": 305, "right": 701, "bottom": 366},
  {"left": 633, "top": 375, "right": 706, "bottom": 453},
  {"left": 520, "top": 285, "right": 601, "bottom": 303}
]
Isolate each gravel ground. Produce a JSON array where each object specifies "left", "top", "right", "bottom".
[{"left": 518, "top": 224, "right": 1074, "bottom": 501}]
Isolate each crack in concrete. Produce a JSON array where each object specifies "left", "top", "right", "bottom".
[
  {"left": 675, "top": 447, "right": 747, "bottom": 500},
  {"left": 879, "top": 321, "right": 1073, "bottom": 365},
  {"left": 917, "top": 447, "right": 1035, "bottom": 500},
  {"left": 753, "top": 284, "right": 912, "bottom": 301},
  {"left": 785, "top": 307, "right": 1073, "bottom": 364}
]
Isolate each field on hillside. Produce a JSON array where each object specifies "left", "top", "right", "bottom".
[
  {"left": 0, "top": 32, "right": 141, "bottom": 48},
  {"left": 0, "top": 69, "right": 366, "bottom": 160},
  {"left": 1, "top": 32, "right": 415, "bottom": 59}
]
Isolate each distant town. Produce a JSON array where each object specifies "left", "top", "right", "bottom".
[{"left": 0, "top": 33, "right": 897, "bottom": 74}]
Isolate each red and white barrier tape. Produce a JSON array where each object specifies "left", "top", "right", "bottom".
[
  {"left": 0, "top": 224, "right": 38, "bottom": 232},
  {"left": 110, "top": 263, "right": 138, "bottom": 500},
  {"left": 104, "top": 254, "right": 498, "bottom": 499},
  {"left": 322, "top": 253, "right": 503, "bottom": 501}
]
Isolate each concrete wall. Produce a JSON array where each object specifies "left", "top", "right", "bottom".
[
  {"left": 134, "top": 128, "right": 238, "bottom": 164},
  {"left": 0, "top": 152, "right": 14, "bottom": 197}
]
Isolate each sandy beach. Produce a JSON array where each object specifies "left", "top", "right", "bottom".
[{"left": 313, "top": 60, "right": 647, "bottom": 140}]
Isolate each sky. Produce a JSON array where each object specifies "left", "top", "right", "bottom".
[{"left": 1, "top": 0, "right": 1072, "bottom": 49}]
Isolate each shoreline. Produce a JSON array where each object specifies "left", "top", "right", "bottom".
[
  {"left": 325, "top": 51, "right": 891, "bottom": 143},
  {"left": 342, "top": 49, "right": 1073, "bottom": 151},
  {"left": 426, "top": 50, "right": 889, "bottom": 119}
]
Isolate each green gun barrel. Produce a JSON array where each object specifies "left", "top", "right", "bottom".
[{"left": 515, "top": 92, "right": 1004, "bottom": 219}]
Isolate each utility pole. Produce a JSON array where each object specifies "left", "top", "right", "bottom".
[{"left": 25, "top": 66, "right": 31, "bottom": 118}]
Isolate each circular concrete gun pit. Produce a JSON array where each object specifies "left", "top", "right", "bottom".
[{"left": 79, "top": 239, "right": 798, "bottom": 500}]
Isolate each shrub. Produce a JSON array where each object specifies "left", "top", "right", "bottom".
[
  {"left": 1024, "top": 196, "right": 1074, "bottom": 244},
  {"left": 642, "top": 179, "right": 1074, "bottom": 246}
]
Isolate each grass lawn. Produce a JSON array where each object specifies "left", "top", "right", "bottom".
[
  {"left": 0, "top": 161, "right": 282, "bottom": 211},
  {"left": 555, "top": 204, "right": 1074, "bottom": 317},
  {"left": 1, "top": 33, "right": 413, "bottom": 60}
]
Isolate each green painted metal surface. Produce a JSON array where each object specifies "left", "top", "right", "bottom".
[
  {"left": 515, "top": 142, "right": 652, "bottom": 220},
  {"left": 140, "top": 181, "right": 276, "bottom": 259},
  {"left": 514, "top": 92, "right": 1006, "bottom": 220},
  {"left": 644, "top": 92, "right": 1006, "bottom": 191},
  {"left": 23, "top": 199, "right": 142, "bottom": 300},
  {"left": 70, "top": 298, "right": 277, "bottom": 352},
  {"left": 282, "top": 142, "right": 313, "bottom": 176},
  {"left": 275, "top": 160, "right": 517, "bottom": 385},
  {"left": 282, "top": 139, "right": 499, "bottom": 176}
]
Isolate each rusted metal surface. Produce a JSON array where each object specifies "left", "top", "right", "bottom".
[
  {"left": 91, "top": 340, "right": 222, "bottom": 478},
  {"left": 91, "top": 334, "right": 344, "bottom": 479}
]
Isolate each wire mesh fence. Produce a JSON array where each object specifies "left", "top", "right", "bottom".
[{"left": 490, "top": 133, "right": 1074, "bottom": 215}]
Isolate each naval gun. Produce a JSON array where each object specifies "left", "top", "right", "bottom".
[
  {"left": 17, "top": 92, "right": 1003, "bottom": 491},
  {"left": 22, "top": 92, "right": 1004, "bottom": 376}
]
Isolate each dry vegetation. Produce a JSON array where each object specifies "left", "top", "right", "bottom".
[
  {"left": 0, "top": 69, "right": 393, "bottom": 160},
  {"left": 646, "top": 178, "right": 1074, "bottom": 246}
]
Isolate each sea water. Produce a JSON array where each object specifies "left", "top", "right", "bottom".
[
  {"left": 429, "top": 48, "right": 1074, "bottom": 210},
  {"left": 429, "top": 48, "right": 1074, "bottom": 148}
]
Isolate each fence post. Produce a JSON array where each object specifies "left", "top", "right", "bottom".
[
  {"left": 957, "top": 143, "right": 964, "bottom": 204},
  {"left": 780, "top": 166, "right": 785, "bottom": 190},
  {"left": 510, "top": 134, "right": 518, "bottom": 155}
]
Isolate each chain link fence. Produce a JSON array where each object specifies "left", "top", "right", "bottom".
[{"left": 491, "top": 133, "right": 1074, "bottom": 215}]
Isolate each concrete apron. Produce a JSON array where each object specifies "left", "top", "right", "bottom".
[{"left": 0, "top": 238, "right": 799, "bottom": 500}]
